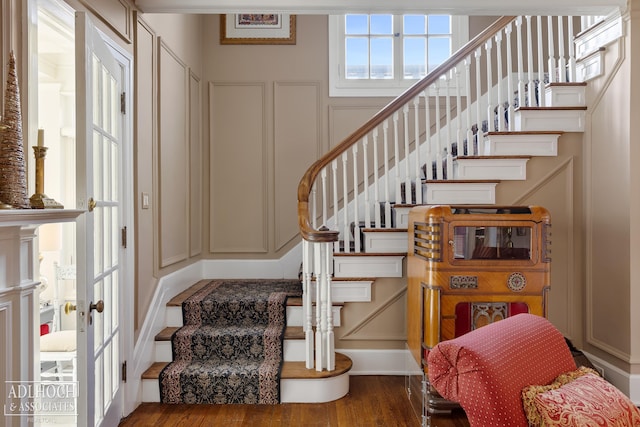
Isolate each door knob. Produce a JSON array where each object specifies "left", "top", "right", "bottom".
[
  {"left": 64, "top": 302, "right": 76, "bottom": 315},
  {"left": 90, "top": 300, "right": 104, "bottom": 313},
  {"left": 88, "top": 197, "right": 97, "bottom": 212}
]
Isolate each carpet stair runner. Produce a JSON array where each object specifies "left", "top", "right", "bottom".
[{"left": 159, "top": 279, "right": 302, "bottom": 404}]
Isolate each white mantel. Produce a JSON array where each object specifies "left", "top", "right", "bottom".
[
  {"left": 0, "top": 209, "right": 82, "bottom": 427},
  {"left": 0, "top": 209, "right": 84, "bottom": 228}
]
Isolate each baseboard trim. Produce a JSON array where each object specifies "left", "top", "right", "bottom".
[
  {"left": 338, "top": 348, "right": 421, "bottom": 376},
  {"left": 583, "top": 351, "right": 640, "bottom": 404}
]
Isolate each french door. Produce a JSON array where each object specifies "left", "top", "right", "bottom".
[{"left": 75, "top": 11, "right": 125, "bottom": 427}]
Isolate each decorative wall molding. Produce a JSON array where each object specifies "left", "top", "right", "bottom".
[
  {"left": 158, "top": 38, "right": 190, "bottom": 268},
  {"left": 209, "top": 81, "right": 269, "bottom": 254},
  {"left": 273, "top": 80, "right": 323, "bottom": 251}
]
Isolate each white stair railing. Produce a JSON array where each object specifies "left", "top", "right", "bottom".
[{"left": 298, "top": 15, "right": 588, "bottom": 372}]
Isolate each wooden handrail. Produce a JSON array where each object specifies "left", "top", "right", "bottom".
[{"left": 297, "top": 16, "right": 516, "bottom": 243}]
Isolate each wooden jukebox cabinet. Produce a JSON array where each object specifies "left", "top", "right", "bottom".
[{"left": 407, "top": 205, "right": 551, "bottom": 413}]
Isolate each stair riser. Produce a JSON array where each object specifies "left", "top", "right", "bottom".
[
  {"left": 515, "top": 109, "right": 585, "bottom": 132},
  {"left": 308, "top": 280, "right": 373, "bottom": 303},
  {"left": 286, "top": 305, "right": 342, "bottom": 327},
  {"left": 333, "top": 255, "right": 403, "bottom": 278},
  {"left": 141, "top": 372, "right": 350, "bottom": 403},
  {"left": 453, "top": 158, "right": 528, "bottom": 180},
  {"left": 168, "top": 305, "right": 343, "bottom": 328},
  {"left": 424, "top": 182, "right": 497, "bottom": 205},
  {"left": 362, "top": 231, "right": 408, "bottom": 254},
  {"left": 483, "top": 135, "right": 558, "bottom": 156},
  {"left": 280, "top": 376, "right": 350, "bottom": 403},
  {"left": 156, "top": 338, "right": 307, "bottom": 363},
  {"left": 545, "top": 86, "right": 586, "bottom": 107}
]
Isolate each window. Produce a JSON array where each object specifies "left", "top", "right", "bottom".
[{"left": 329, "top": 14, "right": 469, "bottom": 97}]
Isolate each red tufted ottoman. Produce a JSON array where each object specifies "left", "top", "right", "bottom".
[{"left": 427, "top": 313, "right": 576, "bottom": 427}]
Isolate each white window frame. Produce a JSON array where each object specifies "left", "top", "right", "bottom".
[{"left": 329, "top": 14, "right": 469, "bottom": 97}]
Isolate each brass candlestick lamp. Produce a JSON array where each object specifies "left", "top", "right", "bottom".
[{"left": 29, "top": 129, "right": 63, "bottom": 209}]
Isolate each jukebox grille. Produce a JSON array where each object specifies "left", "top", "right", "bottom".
[{"left": 413, "top": 221, "right": 442, "bottom": 262}]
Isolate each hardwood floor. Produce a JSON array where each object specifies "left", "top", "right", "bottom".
[{"left": 119, "top": 376, "right": 469, "bottom": 426}]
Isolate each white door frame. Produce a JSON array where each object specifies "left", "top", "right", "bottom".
[
  {"left": 28, "top": 0, "right": 134, "bottom": 424},
  {"left": 100, "top": 27, "right": 135, "bottom": 426}
]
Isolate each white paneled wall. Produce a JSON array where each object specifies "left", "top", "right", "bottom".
[{"left": 0, "top": 225, "right": 38, "bottom": 427}]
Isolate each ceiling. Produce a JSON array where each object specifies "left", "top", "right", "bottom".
[{"left": 133, "top": 0, "right": 625, "bottom": 16}]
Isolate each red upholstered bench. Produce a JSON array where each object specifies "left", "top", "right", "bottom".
[{"left": 427, "top": 313, "right": 640, "bottom": 426}]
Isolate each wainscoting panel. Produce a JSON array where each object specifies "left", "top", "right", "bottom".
[
  {"left": 158, "top": 39, "right": 189, "bottom": 267},
  {"left": 209, "top": 82, "right": 268, "bottom": 254},
  {"left": 274, "top": 81, "right": 322, "bottom": 251},
  {"left": 133, "top": 16, "right": 157, "bottom": 328},
  {"left": 189, "top": 71, "right": 203, "bottom": 257}
]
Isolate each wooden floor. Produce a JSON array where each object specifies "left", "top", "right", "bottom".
[{"left": 119, "top": 376, "right": 469, "bottom": 426}]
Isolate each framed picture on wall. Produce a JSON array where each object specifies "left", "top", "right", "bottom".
[{"left": 220, "top": 14, "right": 296, "bottom": 45}]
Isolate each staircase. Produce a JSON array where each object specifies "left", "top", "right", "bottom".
[
  {"left": 139, "top": 13, "right": 622, "bottom": 405},
  {"left": 296, "top": 14, "right": 615, "bottom": 378},
  {"left": 140, "top": 280, "right": 352, "bottom": 403}
]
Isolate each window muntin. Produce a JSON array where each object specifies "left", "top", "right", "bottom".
[{"left": 330, "top": 14, "right": 467, "bottom": 97}]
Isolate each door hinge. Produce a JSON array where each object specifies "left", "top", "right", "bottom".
[
  {"left": 121, "top": 226, "right": 127, "bottom": 248},
  {"left": 122, "top": 361, "right": 127, "bottom": 383},
  {"left": 120, "top": 92, "right": 126, "bottom": 114}
]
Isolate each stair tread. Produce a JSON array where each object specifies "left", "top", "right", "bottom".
[
  {"left": 425, "top": 179, "right": 500, "bottom": 183},
  {"left": 284, "top": 326, "right": 304, "bottom": 340},
  {"left": 361, "top": 227, "right": 408, "bottom": 233},
  {"left": 546, "top": 81, "right": 587, "bottom": 87},
  {"left": 311, "top": 277, "right": 377, "bottom": 282},
  {"left": 167, "top": 279, "right": 211, "bottom": 307},
  {"left": 142, "top": 354, "right": 352, "bottom": 381},
  {"left": 287, "top": 297, "right": 344, "bottom": 307},
  {"left": 155, "top": 326, "right": 180, "bottom": 341},
  {"left": 142, "top": 362, "right": 168, "bottom": 379},
  {"left": 516, "top": 105, "right": 587, "bottom": 111},
  {"left": 455, "top": 155, "right": 531, "bottom": 160},
  {"left": 333, "top": 252, "right": 406, "bottom": 257},
  {"left": 280, "top": 353, "right": 352, "bottom": 379},
  {"left": 485, "top": 130, "right": 564, "bottom": 136}
]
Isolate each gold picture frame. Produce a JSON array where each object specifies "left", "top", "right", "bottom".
[{"left": 220, "top": 14, "right": 296, "bottom": 45}]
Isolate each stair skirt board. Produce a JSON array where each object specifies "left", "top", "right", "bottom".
[
  {"left": 483, "top": 133, "right": 560, "bottom": 156},
  {"left": 453, "top": 158, "right": 529, "bottom": 180},
  {"left": 424, "top": 182, "right": 497, "bottom": 205},
  {"left": 514, "top": 109, "right": 586, "bottom": 132},
  {"left": 333, "top": 255, "right": 404, "bottom": 278}
]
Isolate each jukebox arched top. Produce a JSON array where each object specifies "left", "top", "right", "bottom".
[{"left": 411, "top": 205, "right": 551, "bottom": 268}]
